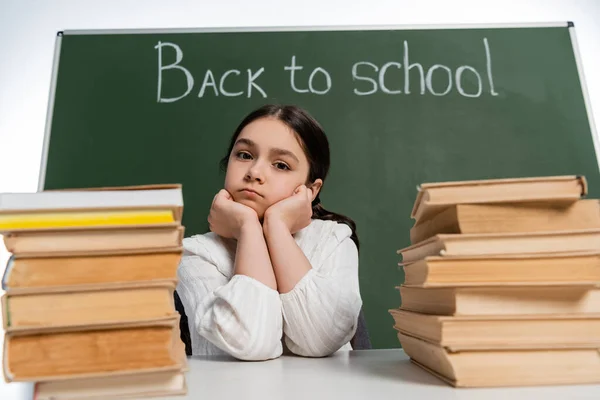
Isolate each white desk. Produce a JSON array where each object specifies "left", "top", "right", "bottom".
[{"left": 3, "top": 349, "right": 600, "bottom": 400}]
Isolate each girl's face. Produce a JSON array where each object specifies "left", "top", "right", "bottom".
[{"left": 224, "top": 117, "right": 314, "bottom": 218}]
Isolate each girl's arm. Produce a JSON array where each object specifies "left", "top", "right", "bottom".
[
  {"left": 234, "top": 219, "right": 277, "bottom": 289},
  {"left": 263, "top": 219, "right": 363, "bottom": 357},
  {"left": 176, "top": 189, "right": 282, "bottom": 361},
  {"left": 262, "top": 216, "right": 311, "bottom": 293},
  {"left": 176, "top": 235, "right": 283, "bottom": 361},
  {"left": 208, "top": 189, "right": 277, "bottom": 290}
]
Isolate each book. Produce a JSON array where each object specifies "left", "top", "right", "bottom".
[
  {"left": 2, "top": 281, "right": 178, "bottom": 331},
  {"left": 0, "top": 209, "right": 176, "bottom": 231},
  {"left": 2, "top": 250, "right": 182, "bottom": 290},
  {"left": 411, "top": 176, "right": 587, "bottom": 223},
  {"left": 390, "top": 309, "right": 600, "bottom": 351},
  {"left": 0, "top": 184, "right": 183, "bottom": 212},
  {"left": 3, "top": 318, "right": 183, "bottom": 382},
  {"left": 3, "top": 225, "right": 184, "bottom": 257},
  {"left": 409, "top": 199, "right": 600, "bottom": 244},
  {"left": 401, "top": 253, "right": 600, "bottom": 286},
  {"left": 398, "top": 229, "right": 600, "bottom": 264},
  {"left": 34, "top": 369, "right": 187, "bottom": 400},
  {"left": 398, "top": 285, "right": 600, "bottom": 316},
  {"left": 399, "top": 332, "right": 600, "bottom": 387}
]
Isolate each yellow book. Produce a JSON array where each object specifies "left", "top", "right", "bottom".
[{"left": 0, "top": 209, "right": 174, "bottom": 230}]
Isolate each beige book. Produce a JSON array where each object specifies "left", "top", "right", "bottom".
[
  {"left": 3, "top": 225, "right": 184, "bottom": 257},
  {"left": 34, "top": 332, "right": 188, "bottom": 399},
  {"left": 0, "top": 184, "right": 183, "bottom": 222},
  {"left": 3, "top": 318, "right": 184, "bottom": 382},
  {"left": 2, "top": 281, "right": 177, "bottom": 331},
  {"left": 3, "top": 249, "right": 182, "bottom": 289},
  {"left": 402, "top": 253, "right": 600, "bottom": 286},
  {"left": 410, "top": 200, "right": 600, "bottom": 244},
  {"left": 399, "top": 332, "right": 600, "bottom": 387},
  {"left": 398, "top": 229, "right": 600, "bottom": 264},
  {"left": 411, "top": 175, "right": 587, "bottom": 223},
  {"left": 398, "top": 285, "right": 600, "bottom": 316},
  {"left": 390, "top": 309, "right": 600, "bottom": 351},
  {"left": 34, "top": 369, "right": 187, "bottom": 400}
]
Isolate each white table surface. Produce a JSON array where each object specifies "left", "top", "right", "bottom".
[{"left": 3, "top": 349, "right": 600, "bottom": 400}]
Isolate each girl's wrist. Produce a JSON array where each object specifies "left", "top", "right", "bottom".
[
  {"left": 238, "top": 217, "right": 262, "bottom": 239},
  {"left": 262, "top": 212, "right": 290, "bottom": 238}
]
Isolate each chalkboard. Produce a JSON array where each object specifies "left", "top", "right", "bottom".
[{"left": 41, "top": 23, "right": 600, "bottom": 349}]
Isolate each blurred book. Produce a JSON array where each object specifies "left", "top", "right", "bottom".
[
  {"left": 397, "top": 285, "right": 600, "bottom": 316},
  {"left": 392, "top": 175, "right": 600, "bottom": 387},
  {"left": 0, "top": 184, "right": 183, "bottom": 212},
  {"left": 401, "top": 253, "right": 600, "bottom": 286},
  {"left": 399, "top": 331, "right": 600, "bottom": 387},
  {"left": 2, "top": 250, "right": 182, "bottom": 290},
  {"left": 34, "top": 368, "right": 187, "bottom": 400},
  {"left": 410, "top": 199, "right": 600, "bottom": 244},
  {"left": 3, "top": 225, "right": 184, "bottom": 257},
  {"left": 0, "top": 184, "right": 187, "bottom": 398},
  {"left": 2, "top": 281, "right": 177, "bottom": 331},
  {"left": 398, "top": 230, "right": 600, "bottom": 264},
  {"left": 391, "top": 309, "right": 600, "bottom": 351},
  {"left": 3, "top": 318, "right": 183, "bottom": 382},
  {"left": 410, "top": 175, "right": 586, "bottom": 222}
]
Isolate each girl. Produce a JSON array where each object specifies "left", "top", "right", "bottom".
[{"left": 175, "top": 104, "right": 364, "bottom": 361}]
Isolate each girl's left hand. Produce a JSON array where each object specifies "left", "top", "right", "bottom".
[{"left": 264, "top": 185, "right": 313, "bottom": 234}]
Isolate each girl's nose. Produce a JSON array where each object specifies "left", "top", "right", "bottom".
[{"left": 245, "top": 162, "right": 265, "bottom": 183}]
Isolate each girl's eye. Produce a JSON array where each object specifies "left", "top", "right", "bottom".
[
  {"left": 274, "top": 162, "right": 290, "bottom": 171},
  {"left": 236, "top": 151, "right": 252, "bottom": 160}
]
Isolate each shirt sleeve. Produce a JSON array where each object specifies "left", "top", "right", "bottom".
[
  {"left": 279, "top": 236, "right": 362, "bottom": 357},
  {"left": 176, "top": 238, "right": 283, "bottom": 361}
]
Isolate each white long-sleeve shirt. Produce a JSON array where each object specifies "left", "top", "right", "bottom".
[{"left": 176, "top": 219, "right": 362, "bottom": 361}]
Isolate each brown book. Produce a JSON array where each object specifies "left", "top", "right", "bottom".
[
  {"left": 34, "top": 369, "right": 187, "bottom": 400},
  {"left": 2, "top": 225, "right": 184, "bottom": 257},
  {"left": 2, "top": 281, "right": 177, "bottom": 331},
  {"left": 2, "top": 250, "right": 182, "bottom": 290},
  {"left": 398, "top": 332, "right": 600, "bottom": 387},
  {"left": 34, "top": 340, "right": 188, "bottom": 399},
  {"left": 3, "top": 318, "right": 183, "bottom": 382},
  {"left": 402, "top": 253, "right": 600, "bottom": 286},
  {"left": 390, "top": 309, "right": 600, "bottom": 351},
  {"left": 410, "top": 200, "right": 600, "bottom": 244},
  {"left": 398, "top": 285, "right": 600, "bottom": 316},
  {"left": 398, "top": 229, "right": 600, "bottom": 264},
  {"left": 411, "top": 175, "right": 587, "bottom": 223}
]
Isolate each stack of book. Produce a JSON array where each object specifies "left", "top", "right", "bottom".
[
  {"left": 0, "top": 184, "right": 188, "bottom": 399},
  {"left": 390, "top": 175, "right": 600, "bottom": 387}
]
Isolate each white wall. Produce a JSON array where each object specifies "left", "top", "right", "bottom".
[{"left": 1, "top": 0, "right": 599, "bottom": 397}]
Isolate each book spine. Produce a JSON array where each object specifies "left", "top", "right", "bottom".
[
  {"left": 4, "top": 297, "right": 10, "bottom": 328},
  {"left": 1, "top": 256, "right": 13, "bottom": 291}
]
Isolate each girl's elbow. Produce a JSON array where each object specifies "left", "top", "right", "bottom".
[
  {"left": 304, "top": 345, "right": 338, "bottom": 358},
  {"left": 199, "top": 315, "right": 283, "bottom": 361},
  {"left": 286, "top": 332, "right": 351, "bottom": 358},
  {"left": 228, "top": 335, "right": 283, "bottom": 361}
]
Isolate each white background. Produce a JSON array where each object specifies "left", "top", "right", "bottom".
[{"left": 1, "top": 1, "right": 599, "bottom": 398}]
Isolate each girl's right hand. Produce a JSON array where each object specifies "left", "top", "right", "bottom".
[{"left": 208, "top": 189, "right": 259, "bottom": 239}]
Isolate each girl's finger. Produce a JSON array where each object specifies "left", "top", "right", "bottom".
[
  {"left": 210, "top": 192, "right": 220, "bottom": 207},
  {"left": 216, "top": 189, "right": 232, "bottom": 202},
  {"left": 222, "top": 190, "right": 233, "bottom": 200}
]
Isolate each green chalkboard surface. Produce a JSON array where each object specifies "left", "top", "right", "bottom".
[{"left": 41, "top": 24, "right": 600, "bottom": 349}]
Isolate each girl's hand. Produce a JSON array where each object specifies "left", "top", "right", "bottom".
[
  {"left": 208, "top": 189, "right": 259, "bottom": 239},
  {"left": 264, "top": 185, "right": 313, "bottom": 235}
]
